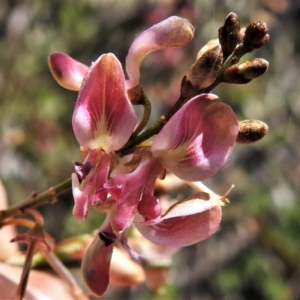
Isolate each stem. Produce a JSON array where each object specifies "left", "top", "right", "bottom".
[
  {"left": 118, "top": 94, "right": 186, "bottom": 153},
  {"left": 0, "top": 178, "right": 72, "bottom": 222},
  {"left": 1, "top": 217, "right": 36, "bottom": 229},
  {"left": 130, "top": 94, "right": 152, "bottom": 138},
  {"left": 15, "top": 240, "right": 37, "bottom": 300}
]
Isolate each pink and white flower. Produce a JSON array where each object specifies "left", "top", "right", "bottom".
[{"left": 49, "top": 16, "right": 239, "bottom": 297}]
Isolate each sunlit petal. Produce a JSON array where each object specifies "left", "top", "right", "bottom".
[
  {"left": 48, "top": 52, "right": 88, "bottom": 91},
  {"left": 126, "top": 16, "right": 194, "bottom": 88},
  {"left": 135, "top": 192, "right": 222, "bottom": 247},
  {"left": 72, "top": 53, "right": 137, "bottom": 152},
  {"left": 151, "top": 94, "right": 239, "bottom": 181}
]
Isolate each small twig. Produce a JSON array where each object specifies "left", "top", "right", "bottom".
[
  {"left": 15, "top": 240, "right": 37, "bottom": 300},
  {"left": 1, "top": 217, "right": 36, "bottom": 229},
  {"left": 131, "top": 94, "right": 152, "bottom": 138},
  {"left": 43, "top": 251, "right": 88, "bottom": 300},
  {"left": 0, "top": 178, "right": 72, "bottom": 222}
]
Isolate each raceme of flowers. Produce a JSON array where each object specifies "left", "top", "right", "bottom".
[{"left": 49, "top": 16, "right": 239, "bottom": 297}]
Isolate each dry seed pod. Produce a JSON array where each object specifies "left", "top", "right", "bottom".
[
  {"left": 218, "top": 12, "right": 241, "bottom": 58},
  {"left": 237, "top": 120, "right": 268, "bottom": 144}
]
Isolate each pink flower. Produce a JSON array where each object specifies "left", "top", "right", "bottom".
[
  {"left": 71, "top": 53, "right": 137, "bottom": 221},
  {"left": 48, "top": 16, "right": 239, "bottom": 298},
  {"left": 80, "top": 93, "right": 238, "bottom": 297},
  {"left": 48, "top": 16, "right": 195, "bottom": 222},
  {"left": 81, "top": 183, "right": 224, "bottom": 297}
]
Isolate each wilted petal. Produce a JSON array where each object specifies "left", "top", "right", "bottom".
[
  {"left": 135, "top": 192, "right": 222, "bottom": 247},
  {"left": 72, "top": 53, "right": 137, "bottom": 152},
  {"left": 0, "top": 180, "right": 18, "bottom": 260},
  {"left": 81, "top": 226, "right": 115, "bottom": 297},
  {"left": 126, "top": 16, "right": 194, "bottom": 88},
  {"left": 48, "top": 52, "right": 88, "bottom": 91},
  {"left": 72, "top": 150, "right": 110, "bottom": 221},
  {"left": 151, "top": 94, "right": 239, "bottom": 181},
  {"left": 0, "top": 262, "right": 76, "bottom": 300}
]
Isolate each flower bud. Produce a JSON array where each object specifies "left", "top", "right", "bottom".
[
  {"left": 181, "top": 45, "right": 223, "bottom": 99},
  {"left": 237, "top": 27, "right": 246, "bottom": 42},
  {"left": 236, "top": 120, "right": 268, "bottom": 144},
  {"left": 109, "top": 247, "right": 145, "bottom": 287},
  {"left": 218, "top": 12, "right": 241, "bottom": 58},
  {"left": 243, "top": 21, "right": 269, "bottom": 51},
  {"left": 222, "top": 58, "right": 269, "bottom": 84},
  {"left": 126, "top": 84, "right": 144, "bottom": 104},
  {"left": 145, "top": 265, "right": 170, "bottom": 291},
  {"left": 196, "top": 39, "right": 220, "bottom": 60}
]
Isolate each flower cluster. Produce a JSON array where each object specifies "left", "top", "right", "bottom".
[{"left": 49, "top": 13, "right": 268, "bottom": 297}]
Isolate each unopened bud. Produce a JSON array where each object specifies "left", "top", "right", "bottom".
[
  {"left": 181, "top": 45, "right": 223, "bottom": 98},
  {"left": 237, "top": 120, "right": 268, "bottom": 144},
  {"left": 127, "top": 84, "right": 144, "bottom": 104},
  {"left": 196, "top": 39, "right": 219, "bottom": 60},
  {"left": 222, "top": 58, "right": 268, "bottom": 84},
  {"left": 237, "top": 27, "right": 246, "bottom": 44},
  {"left": 218, "top": 12, "right": 241, "bottom": 58},
  {"left": 243, "top": 21, "right": 269, "bottom": 51},
  {"left": 238, "top": 58, "right": 269, "bottom": 79}
]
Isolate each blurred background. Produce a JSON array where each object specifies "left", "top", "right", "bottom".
[{"left": 1, "top": 0, "right": 300, "bottom": 299}]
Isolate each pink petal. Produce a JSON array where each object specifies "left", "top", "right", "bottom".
[
  {"left": 104, "top": 158, "right": 163, "bottom": 232},
  {"left": 48, "top": 52, "right": 88, "bottom": 91},
  {"left": 81, "top": 230, "right": 114, "bottom": 297},
  {"left": 151, "top": 94, "right": 239, "bottom": 181},
  {"left": 126, "top": 16, "right": 194, "bottom": 88},
  {"left": 135, "top": 192, "right": 222, "bottom": 247},
  {"left": 0, "top": 180, "right": 18, "bottom": 260},
  {"left": 72, "top": 53, "right": 137, "bottom": 152},
  {"left": 137, "top": 195, "right": 162, "bottom": 220}
]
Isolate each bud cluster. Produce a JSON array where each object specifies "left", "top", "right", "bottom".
[{"left": 181, "top": 12, "right": 269, "bottom": 99}]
